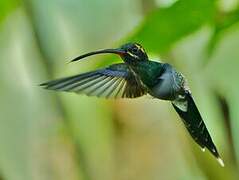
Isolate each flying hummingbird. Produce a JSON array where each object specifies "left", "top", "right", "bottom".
[{"left": 40, "top": 42, "right": 224, "bottom": 166}]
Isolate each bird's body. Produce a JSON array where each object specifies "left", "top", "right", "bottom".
[{"left": 40, "top": 43, "right": 224, "bottom": 166}]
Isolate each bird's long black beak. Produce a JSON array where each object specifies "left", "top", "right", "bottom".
[{"left": 70, "top": 48, "right": 126, "bottom": 62}]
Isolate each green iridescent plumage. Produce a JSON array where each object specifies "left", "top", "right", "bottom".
[{"left": 40, "top": 42, "right": 224, "bottom": 167}]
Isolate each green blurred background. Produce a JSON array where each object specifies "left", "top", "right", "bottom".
[{"left": 0, "top": 0, "right": 239, "bottom": 179}]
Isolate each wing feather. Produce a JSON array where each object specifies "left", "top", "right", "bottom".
[{"left": 40, "top": 63, "right": 147, "bottom": 98}]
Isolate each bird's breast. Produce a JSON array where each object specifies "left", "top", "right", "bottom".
[{"left": 149, "top": 65, "right": 185, "bottom": 101}]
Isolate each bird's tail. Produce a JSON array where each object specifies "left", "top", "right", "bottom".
[{"left": 172, "top": 91, "right": 224, "bottom": 167}]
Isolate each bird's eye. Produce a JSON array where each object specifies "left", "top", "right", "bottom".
[{"left": 131, "top": 47, "right": 138, "bottom": 53}]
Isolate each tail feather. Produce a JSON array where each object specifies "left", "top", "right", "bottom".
[{"left": 172, "top": 91, "right": 224, "bottom": 166}]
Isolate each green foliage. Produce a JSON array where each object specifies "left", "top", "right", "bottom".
[
  {"left": 131, "top": 0, "right": 216, "bottom": 53},
  {"left": 1, "top": 0, "right": 239, "bottom": 180},
  {"left": 0, "top": 0, "right": 20, "bottom": 23},
  {"left": 208, "top": 7, "right": 239, "bottom": 57}
]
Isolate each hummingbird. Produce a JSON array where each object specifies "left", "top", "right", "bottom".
[{"left": 40, "top": 42, "right": 224, "bottom": 166}]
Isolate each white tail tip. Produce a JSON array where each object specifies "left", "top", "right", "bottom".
[
  {"left": 201, "top": 147, "right": 205, "bottom": 152},
  {"left": 217, "top": 157, "right": 225, "bottom": 167}
]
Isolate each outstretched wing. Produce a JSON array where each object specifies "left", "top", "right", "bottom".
[
  {"left": 172, "top": 91, "right": 224, "bottom": 166},
  {"left": 40, "top": 63, "right": 147, "bottom": 98}
]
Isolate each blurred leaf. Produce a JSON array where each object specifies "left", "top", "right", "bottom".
[
  {"left": 0, "top": 0, "right": 20, "bottom": 23},
  {"left": 97, "top": 0, "right": 216, "bottom": 68},
  {"left": 216, "top": 8, "right": 239, "bottom": 31},
  {"left": 207, "top": 8, "right": 239, "bottom": 59},
  {"left": 130, "top": 0, "right": 216, "bottom": 53}
]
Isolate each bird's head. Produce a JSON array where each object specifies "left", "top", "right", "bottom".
[
  {"left": 70, "top": 42, "right": 148, "bottom": 64},
  {"left": 119, "top": 43, "right": 148, "bottom": 63}
]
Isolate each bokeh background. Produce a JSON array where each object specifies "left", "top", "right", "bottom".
[{"left": 1, "top": 0, "right": 239, "bottom": 179}]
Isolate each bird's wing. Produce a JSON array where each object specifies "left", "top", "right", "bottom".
[
  {"left": 40, "top": 63, "right": 147, "bottom": 98},
  {"left": 172, "top": 91, "right": 224, "bottom": 166}
]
